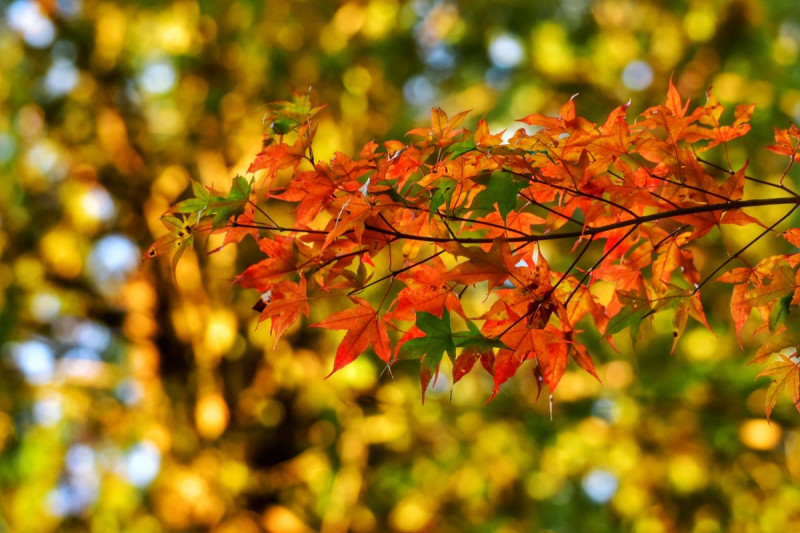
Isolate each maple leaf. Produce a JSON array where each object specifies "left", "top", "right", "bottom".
[
  {"left": 171, "top": 180, "right": 213, "bottom": 218},
  {"left": 473, "top": 118, "right": 505, "bottom": 148},
  {"left": 756, "top": 355, "right": 800, "bottom": 421},
  {"left": 716, "top": 268, "right": 753, "bottom": 348},
  {"left": 311, "top": 296, "right": 391, "bottom": 376},
  {"left": 386, "top": 257, "right": 464, "bottom": 322},
  {"left": 398, "top": 310, "right": 457, "bottom": 403},
  {"left": 650, "top": 231, "right": 699, "bottom": 290},
  {"left": 452, "top": 348, "right": 481, "bottom": 383},
  {"left": 170, "top": 176, "right": 257, "bottom": 236},
  {"left": 208, "top": 175, "right": 252, "bottom": 229},
  {"left": 556, "top": 279, "right": 607, "bottom": 333},
  {"left": 766, "top": 124, "right": 800, "bottom": 157},
  {"left": 235, "top": 236, "right": 298, "bottom": 291},
  {"left": 270, "top": 166, "right": 336, "bottom": 226},
  {"left": 382, "top": 143, "right": 424, "bottom": 191},
  {"left": 783, "top": 228, "right": 800, "bottom": 248},
  {"left": 469, "top": 172, "right": 528, "bottom": 221},
  {"left": 321, "top": 195, "right": 373, "bottom": 251},
  {"left": 490, "top": 348, "right": 525, "bottom": 400},
  {"left": 478, "top": 211, "right": 547, "bottom": 242},
  {"left": 399, "top": 312, "right": 505, "bottom": 401},
  {"left": 407, "top": 107, "right": 471, "bottom": 147},
  {"left": 532, "top": 327, "right": 569, "bottom": 392},
  {"left": 447, "top": 139, "right": 476, "bottom": 160},
  {"left": 247, "top": 136, "right": 306, "bottom": 187},
  {"left": 605, "top": 289, "right": 652, "bottom": 338},
  {"left": 661, "top": 290, "right": 712, "bottom": 354},
  {"left": 752, "top": 332, "right": 800, "bottom": 365},
  {"left": 254, "top": 278, "right": 310, "bottom": 348},
  {"left": 697, "top": 96, "right": 754, "bottom": 152},
  {"left": 570, "top": 343, "right": 600, "bottom": 382},
  {"left": 746, "top": 264, "right": 797, "bottom": 308},
  {"left": 637, "top": 78, "right": 708, "bottom": 145},
  {"left": 209, "top": 205, "right": 259, "bottom": 252},
  {"left": 441, "top": 238, "right": 516, "bottom": 291},
  {"left": 144, "top": 215, "right": 205, "bottom": 276}
]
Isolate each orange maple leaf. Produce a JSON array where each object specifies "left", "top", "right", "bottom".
[
  {"left": 311, "top": 296, "right": 392, "bottom": 375},
  {"left": 756, "top": 355, "right": 800, "bottom": 421},
  {"left": 254, "top": 278, "right": 311, "bottom": 348},
  {"left": 235, "top": 236, "right": 298, "bottom": 291}
]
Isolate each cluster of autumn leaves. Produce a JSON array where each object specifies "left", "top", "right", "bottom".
[{"left": 148, "top": 84, "right": 800, "bottom": 416}]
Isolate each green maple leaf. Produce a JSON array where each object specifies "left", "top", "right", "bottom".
[
  {"left": 170, "top": 176, "right": 252, "bottom": 229},
  {"left": 208, "top": 175, "right": 252, "bottom": 229},
  {"left": 453, "top": 320, "right": 507, "bottom": 351},
  {"left": 430, "top": 178, "right": 457, "bottom": 221},
  {"left": 470, "top": 172, "right": 528, "bottom": 221},
  {"left": 172, "top": 180, "right": 212, "bottom": 219},
  {"left": 400, "top": 310, "right": 456, "bottom": 402},
  {"left": 401, "top": 312, "right": 505, "bottom": 402},
  {"left": 447, "top": 139, "right": 476, "bottom": 160}
]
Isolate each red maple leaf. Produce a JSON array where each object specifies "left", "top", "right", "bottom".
[{"left": 311, "top": 296, "right": 392, "bottom": 376}]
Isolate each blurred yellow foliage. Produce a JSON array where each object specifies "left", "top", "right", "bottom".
[{"left": 3, "top": 1, "right": 800, "bottom": 532}]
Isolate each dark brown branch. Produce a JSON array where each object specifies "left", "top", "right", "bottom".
[
  {"left": 694, "top": 205, "right": 799, "bottom": 293},
  {"left": 363, "top": 196, "right": 800, "bottom": 245}
]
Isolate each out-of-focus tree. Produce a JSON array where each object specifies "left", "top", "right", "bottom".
[{"left": 2, "top": 1, "right": 800, "bottom": 532}]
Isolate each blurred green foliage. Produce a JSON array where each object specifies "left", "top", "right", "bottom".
[{"left": 1, "top": 0, "right": 800, "bottom": 531}]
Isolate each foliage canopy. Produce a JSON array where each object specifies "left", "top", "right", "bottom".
[{"left": 149, "top": 83, "right": 800, "bottom": 419}]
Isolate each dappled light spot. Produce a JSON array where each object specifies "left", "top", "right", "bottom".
[
  {"left": 0, "top": 133, "right": 16, "bottom": 163},
  {"left": 44, "top": 59, "right": 80, "bottom": 97},
  {"left": 87, "top": 234, "right": 140, "bottom": 295},
  {"left": 58, "top": 349, "right": 111, "bottom": 385},
  {"left": 16, "top": 104, "right": 45, "bottom": 139},
  {"left": 423, "top": 43, "right": 456, "bottom": 72},
  {"left": 389, "top": 494, "right": 434, "bottom": 532},
  {"left": 682, "top": 328, "right": 721, "bottom": 361},
  {"left": 55, "top": 0, "right": 82, "bottom": 17},
  {"left": 46, "top": 444, "right": 102, "bottom": 516},
  {"left": 9, "top": 339, "right": 55, "bottom": 385},
  {"left": 581, "top": 468, "right": 618, "bottom": 503},
  {"left": 46, "top": 480, "right": 97, "bottom": 517},
  {"left": 196, "top": 392, "right": 230, "bottom": 439},
  {"left": 622, "top": 60, "right": 653, "bottom": 91},
  {"left": 525, "top": 471, "right": 564, "bottom": 501},
  {"left": 531, "top": 21, "right": 574, "bottom": 76},
  {"left": 29, "top": 291, "right": 61, "bottom": 323},
  {"left": 139, "top": 59, "right": 177, "bottom": 95},
  {"left": 489, "top": 33, "right": 524, "bottom": 69},
  {"left": 740, "top": 419, "right": 782, "bottom": 451},
  {"left": 262, "top": 506, "right": 312, "bottom": 533},
  {"left": 26, "top": 140, "right": 68, "bottom": 182},
  {"left": 668, "top": 454, "right": 708, "bottom": 493},
  {"left": 115, "top": 378, "right": 144, "bottom": 406},
  {"left": 256, "top": 398, "right": 285, "bottom": 428},
  {"left": 342, "top": 66, "right": 373, "bottom": 96},
  {"left": 77, "top": 184, "right": 116, "bottom": 226},
  {"left": 56, "top": 317, "right": 111, "bottom": 352},
  {"left": 125, "top": 441, "right": 162, "bottom": 488},
  {"left": 684, "top": 8, "right": 716, "bottom": 42},
  {"left": 202, "top": 309, "right": 238, "bottom": 359},
  {"left": 34, "top": 393, "right": 63, "bottom": 426},
  {"left": 602, "top": 361, "right": 634, "bottom": 390},
  {"left": 40, "top": 228, "right": 83, "bottom": 278},
  {"left": 403, "top": 75, "right": 439, "bottom": 110},
  {"left": 6, "top": 0, "right": 55, "bottom": 48}
]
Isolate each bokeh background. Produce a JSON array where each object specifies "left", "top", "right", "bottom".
[{"left": 2, "top": 0, "right": 800, "bottom": 531}]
